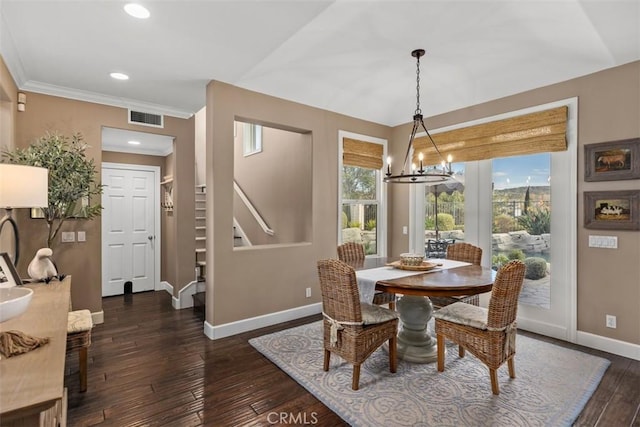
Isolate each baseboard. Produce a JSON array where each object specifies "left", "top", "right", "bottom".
[
  {"left": 204, "top": 302, "right": 322, "bottom": 340},
  {"left": 517, "top": 317, "right": 568, "bottom": 341},
  {"left": 91, "top": 310, "right": 104, "bottom": 325},
  {"left": 577, "top": 331, "right": 640, "bottom": 361},
  {"left": 177, "top": 280, "right": 198, "bottom": 309},
  {"left": 161, "top": 281, "right": 172, "bottom": 294}
]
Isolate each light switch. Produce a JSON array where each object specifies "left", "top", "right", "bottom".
[
  {"left": 402, "top": 226, "right": 408, "bottom": 235},
  {"left": 588, "top": 235, "right": 617, "bottom": 249},
  {"left": 61, "top": 231, "right": 75, "bottom": 243},
  {"left": 77, "top": 231, "right": 86, "bottom": 242}
]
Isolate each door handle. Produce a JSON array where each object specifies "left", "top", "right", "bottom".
[{"left": 148, "top": 235, "right": 154, "bottom": 241}]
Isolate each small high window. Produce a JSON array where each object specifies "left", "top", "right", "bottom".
[{"left": 243, "top": 123, "right": 262, "bottom": 156}]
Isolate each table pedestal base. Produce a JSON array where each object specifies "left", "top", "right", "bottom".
[{"left": 395, "top": 295, "right": 441, "bottom": 363}]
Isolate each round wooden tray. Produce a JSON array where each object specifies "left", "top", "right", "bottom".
[{"left": 386, "top": 260, "right": 441, "bottom": 271}]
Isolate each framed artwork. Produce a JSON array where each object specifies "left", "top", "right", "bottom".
[
  {"left": 31, "top": 196, "right": 90, "bottom": 219},
  {"left": 584, "top": 190, "right": 640, "bottom": 230},
  {"left": 584, "top": 138, "right": 640, "bottom": 182},
  {"left": 0, "top": 252, "right": 22, "bottom": 287}
]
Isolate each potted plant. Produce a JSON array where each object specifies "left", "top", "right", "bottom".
[{"left": 2, "top": 131, "right": 102, "bottom": 249}]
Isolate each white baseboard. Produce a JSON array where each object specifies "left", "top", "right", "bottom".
[
  {"left": 204, "top": 302, "right": 322, "bottom": 340},
  {"left": 517, "top": 317, "right": 568, "bottom": 341},
  {"left": 576, "top": 331, "right": 640, "bottom": 361},
  {"left": 177, "top": 280, "right": 198, "bottom": 309},
  {"left": 91, "top": 310, "right": 104, "bottom": 325},
  {"left": 161, "top": 281, "right": 172, "bottom": 293}
]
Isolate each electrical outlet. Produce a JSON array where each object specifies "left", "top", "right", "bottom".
[
  {"left": 77, "top": 231, "right": 86, "bottom": 242},
  {"left": 605, "top": 314, "right": 616, "bottom": 329},
  {"left": 305, "top": 287, "right": 311, "bottom": 298}
]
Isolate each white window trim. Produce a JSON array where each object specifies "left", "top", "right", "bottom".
[
  {"left": 242, "top": 123, "right": 262, "bottom": 156},
  {"left": 338, "top": 131, "right": 388, "bottom": 257}
]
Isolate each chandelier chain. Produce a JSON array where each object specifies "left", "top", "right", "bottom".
[{"left": 415, "top": 54, "right": 421, "bottom": 115}]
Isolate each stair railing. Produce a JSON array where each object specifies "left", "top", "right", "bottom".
[{"left": 233, "top": 180, "right": 274, "bottom": 236}]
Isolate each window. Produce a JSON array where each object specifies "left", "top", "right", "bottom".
[
  {"left": 243, "top": 123, "right": 262, "bottom": 156},
  {"left": 492, "top": 153, "right": 551, "bottom": 309},
  {"left": 339, "top": 132, "right": 386, "bottom": 256}
]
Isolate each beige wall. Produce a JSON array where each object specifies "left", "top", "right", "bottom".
[
  {"left": 206, "top": 81, "right": 391, "bottom": 325},
  {"left": 11, "top": 89, "right": 194, "bottom": 314},
  {"left": 389, "top": 61, "right": 640, "bottom": 345},
  {"left": 0, "top": 56, "right": 18, "bottom": 253}
]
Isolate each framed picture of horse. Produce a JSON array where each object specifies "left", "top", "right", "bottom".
[
  {"left": 584, "top": 138, "right": 640, "bottom": 182},
  {"left": 584, "top": 190, "right": 640, "bottom": 230}
]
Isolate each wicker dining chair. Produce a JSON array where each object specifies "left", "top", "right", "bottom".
[
  {"left": 317, "top": 259, "right": 399, "bottom": 390},
  {"left": 337, "top": 242, "right": 396, "bottom": 309},
  {"left": 430, "top": 242, "right": 483, "bottom": 309},
  {"left": 433, "top": 260, "right": 526, "bottom": 395}
]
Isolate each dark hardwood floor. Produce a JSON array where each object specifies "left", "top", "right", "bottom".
[{"left": 65, "top": 291, "right": 640, "bottom": 426}]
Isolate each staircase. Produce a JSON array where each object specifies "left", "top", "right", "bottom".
[{"left": 193, "top": 185, "right": 206, "bottom": 318}]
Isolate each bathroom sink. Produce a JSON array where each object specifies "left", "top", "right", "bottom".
[{"left": 0, "top": 287, "right": 33, "bottom": 323}]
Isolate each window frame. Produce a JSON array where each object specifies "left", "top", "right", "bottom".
[{"left": 338, "top": 131, "right": 387, "bottom": 257}]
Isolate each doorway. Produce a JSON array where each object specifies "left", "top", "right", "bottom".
[{"left": 101, "top": 163, "right": 160, "bottom": 296}]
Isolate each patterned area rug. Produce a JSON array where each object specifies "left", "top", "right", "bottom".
[{"left": 249, "top": 321, "right": 610, "bottom": 427}]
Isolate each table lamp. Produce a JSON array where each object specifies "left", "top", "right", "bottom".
[{"left": 0, "top": 164, "right": 49, "bottom": 265}]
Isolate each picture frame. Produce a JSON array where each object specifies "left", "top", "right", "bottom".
[
  {"left": 0, "top": 252, "right": 22, "bottom": 287},
  {"left": 584, "top": 190, "right": 640, "bottom": 230},
  {"left": 584, "top": 138, "right": 640, "bottom": 182},
  {"left": 30, "top": 196, "right": 90, "bottom": 219}
]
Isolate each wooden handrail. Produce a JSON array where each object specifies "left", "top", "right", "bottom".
[{"left": 233, "top": 181, "right": 274, "bottom": 236}]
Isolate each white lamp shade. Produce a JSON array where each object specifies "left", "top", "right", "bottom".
[{"left": 0, "top": 164, "right": 49, "bottom": 208}]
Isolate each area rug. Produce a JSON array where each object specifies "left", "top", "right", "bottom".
[{"left": 249, "top": 321, "right": 610, "bottom": 427}]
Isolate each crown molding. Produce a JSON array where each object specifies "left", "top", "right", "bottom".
[{"left": 19, "top": 80, "right": 194, "bottom": 119}]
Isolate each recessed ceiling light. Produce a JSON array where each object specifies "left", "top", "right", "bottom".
[
  {"left": 124, "top": 3, "right": 150, "bottom": 19},
  {"left": 128, "top": 140, "right": 141, "bottom": 145},
  {"left": 110, "top": 72, "right": 129, "bottom": 80}
]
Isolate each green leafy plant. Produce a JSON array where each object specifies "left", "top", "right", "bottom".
[
  {"left": 436, "top": 213, "right": 455, "bottom": 231},
  {"left": 364, "top": 219, "right": 376, "bottom": 231},
  {"left": 507, "top": 249, "right": 525, "bottom": 261},
  {"left": 341, "top": 211, "right": 348, "bottom": 229},
  {"left": 3, "top": 132, "right": 102, "bottom": 248},
  {"left": 524, "top": 257, "right": 548, "bottom": 280},
  {"left": 518, "top": 207, "right": 551, "bottom": 235},
  {"left": 493, "top": 213, "right": 516, "bottom": 233},
  {"left": 492, "top": 254, "right": 509, "bottom": 270},
  {"left": 348, "top": 221, "right": 361, "bottom": 229}
]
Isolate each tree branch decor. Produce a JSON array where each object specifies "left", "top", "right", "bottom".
[{"left": 2, "top": 132, "right": 102, "bottom": 248}]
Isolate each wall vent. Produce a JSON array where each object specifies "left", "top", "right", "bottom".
[{"left": 129, "top": 109, "right": 164, "bottom": 128}]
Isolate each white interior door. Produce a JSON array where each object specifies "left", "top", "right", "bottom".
[{"left": 102, "top": 164, "right": 159, "bottom": 296}]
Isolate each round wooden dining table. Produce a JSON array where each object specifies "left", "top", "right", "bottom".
[{"left": 354, "top": 258, "right": 495, "bottom": 363}]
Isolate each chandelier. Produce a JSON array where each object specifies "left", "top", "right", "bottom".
[{"left": 384, "top": 49, "right": 454, "bottom": 184}]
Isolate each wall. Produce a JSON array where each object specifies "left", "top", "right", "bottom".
[
  {"left": 206, "top": 81, "right": 391, "bottom": 326},
  {"left": 12, "top": 90, "right": 194, "bottom": 314},
  {"left": 0, "top": 56, "right": 17, "bottom": 252},
  {"left": 388, "top": 61, "right": 640, "bottom": 346}
]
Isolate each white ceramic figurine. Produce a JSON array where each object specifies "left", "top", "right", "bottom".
[{"left": 27, "top": 248, "right": 58, "bottom": 281}]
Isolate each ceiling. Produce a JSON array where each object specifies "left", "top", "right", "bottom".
[{"left": 1, "top": 1, "right": 639, "bottom": 132}]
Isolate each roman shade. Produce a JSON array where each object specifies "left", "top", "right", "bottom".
[
  {"left": 343, "top": 138, "right": 384, "bottom": 170},
  {"left": 412, "top": 106, "right": 568, "bottom": 165}
]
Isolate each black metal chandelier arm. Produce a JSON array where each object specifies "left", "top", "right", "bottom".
[
  {"left": 398, "top": 119, "right": 421, "bottom": 175},
  {"left": 418, "top": 118, "right": 447, "bottom": 161}
]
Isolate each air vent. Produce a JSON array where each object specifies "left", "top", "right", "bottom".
[{"left": 128, "top": 109, "right": 164, "bottom": 128}]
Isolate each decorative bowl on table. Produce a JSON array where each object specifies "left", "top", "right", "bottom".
[
  {"left": 400, "top": 253, "right": 424, "bottom": 266},
  {"left": 0, "top": 287, "right": 33, "bottom": 323}
]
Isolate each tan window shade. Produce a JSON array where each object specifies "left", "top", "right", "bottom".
[
  {"left": 343, "top": 137, "right": 384, "bottom": 170},
  {"left": 412, "top": 106, "right": 568, "bottom": 165}
]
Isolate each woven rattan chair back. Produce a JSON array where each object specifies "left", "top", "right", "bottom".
[
  {"left": 487, "top": 260, "right": 526, "bottom": 330},
  {"left": 446, "top": 242, "right": 482, "bottom": 265},
  {"left": 317, "top": 258, "right": 398, "bottom": 390},
  {"left": 337, "top": 242, "right": 365, "bottom": 263},
  {"left": 434, "top": 260, "right": 526, "bottom": 394},
  {"left": 317, "top": 259, "right": 362, "bottom": 324},
  {"left": 430, "top": 243, "right": 484, "bottom": 308}
]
